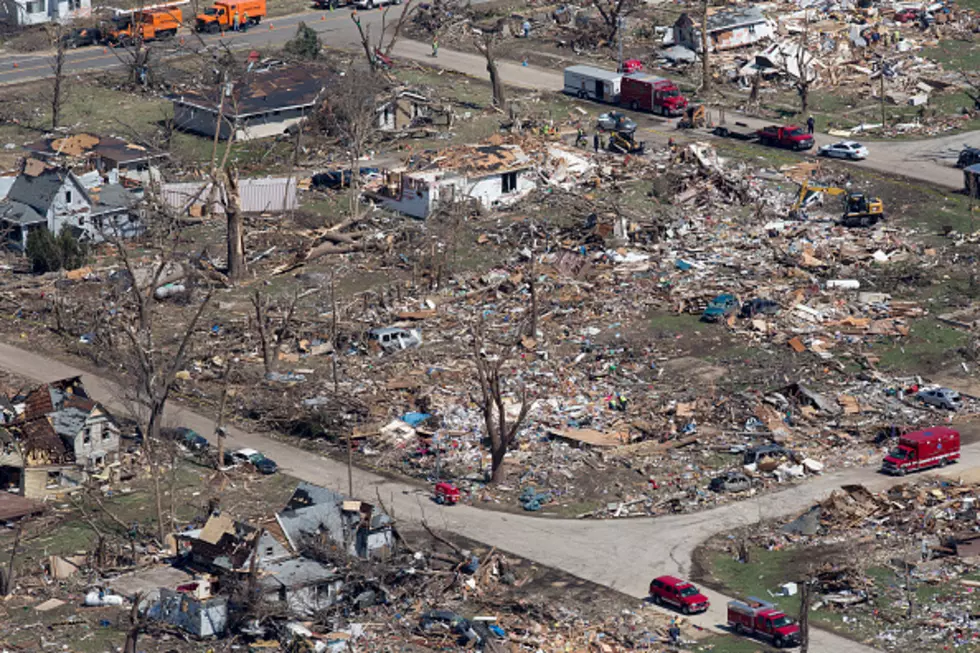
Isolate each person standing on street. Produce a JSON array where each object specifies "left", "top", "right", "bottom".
[
  {"left": 432, "top": 35, "right": 439, "bottom": 57},
  {"left": 232, "top": 11, "right": 239, "bottom": 31},
  {"left": 807, "top": 115, "right": 815, "bottom": 134},
  {"left": 593, "top": 132, "right": 600, "bottom": 152},
  {"left": 241, "top": 10, "right": 249, "bottom": 31}
]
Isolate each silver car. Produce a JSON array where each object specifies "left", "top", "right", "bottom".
[
  {"left": 597, "top": 111, "right": 637, "bottom": 133},
  {"left": 818, "top": 140, "right": 869, "bottom": 160},
  {"left": 916, "top": 387, "right": 961, "bottom": 411}
]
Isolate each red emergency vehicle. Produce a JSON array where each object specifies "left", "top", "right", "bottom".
[
  {"left": 727, "top": 597, "right": 800, "bottom": 648},
  {"left": 620, "top": 73, "right": 688, "bottom": 116},
  {"left": 881, "top": 426, "right": 960, "bottom": 475},
  {"left": 434, "top": 482, "right": 461, "bottom": 505},
  {"left": 649, "top": 575, "right": 709, "bottom": 614}
]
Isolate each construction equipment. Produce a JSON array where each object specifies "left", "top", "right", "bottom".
[
  {"left": 608, "top": 130, "right": 645, "bottom": 155},
  {"left": 792, "top": 179, "right": 885, "bottom": 227},
  {"left": 676, "top": 104, "right": 705, "bottom": 129},
  {"left": 106, "top": 7, "right": 182, "bottom": 45}
]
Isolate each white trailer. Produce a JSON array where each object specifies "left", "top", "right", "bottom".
[{"left": 563, "top": 65, "right": 623, "bottom": 103}]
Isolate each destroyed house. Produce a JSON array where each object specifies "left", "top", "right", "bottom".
[
  {"left": 674, "top": 7, "right": 772, "bottom": 52},
  {"left": 367, "top": 144, "right": 535, "bottom": 219},
  {"left": 171, "top": 65, "right": 324, "bottom": 141},
  {"left": 0, "top": 165, "right": 140, "bottom": 251},
  {"left": 177, "top": 512, "right": 291, "bottom": 572},
  {"left": 24, "top": 133, "right": 169, "bottom": 175},
  {"left": 0, "top": 0, "right": 92, "bottom": 26},
  {"left": 260, "top": 556, "right": 344, "bottom": 616},
  {"left": 276, "top": 482, "right": 394, "bottom": 559},
  {"left": 376, "top": 90, "right": 451, "bottom": 132},
  {"left": 0, "top": 377, "right": 120, "bottom": 497}
]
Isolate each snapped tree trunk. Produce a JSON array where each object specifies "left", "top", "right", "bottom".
[
  {"left": 487, "top": 58, "right": 506, "bottom": 108},
  {"left": 799, "top": 579, "right": 811, "bottom": 653},
  {"left": 700, "top": 0, "right": 710, "bottom": 92},
  {"left": 147, "top": 404, "right": 168, "bottom": 545},
  {"left": 225, "top": 169, "right": 246, "bottom": 283},
  {"left": 51, "top": 37, "right": 66, "bottom": 129}
]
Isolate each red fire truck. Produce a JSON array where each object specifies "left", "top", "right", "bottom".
[
  {"left": 620, "top": 73, "right": 688, "bottom": 116},
  {"left": 727, "top": 597, "right": 801, "bottom": 648}
]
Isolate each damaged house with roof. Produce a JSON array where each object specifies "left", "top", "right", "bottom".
[
  {"left": 177, "top": 511, "right": 344, "bottom": 617},
  {"left": 276, "top": 482, "right": 394, "bottom": 560},
  {"left": 673, "top": 7, "right": 773, "bottom": 53},
  {"left": 23, "top": 132, "right": 169, "bottom": 185},
  {"left": 365, "top": 143, "right": 536, "bottom": 219},
  {"left": 171, "top": 64, "right": 324, "bottom": 141},
  {"left": 0, "top": 163, "right": 141, "bottom": 251},
  {"left": 0, "top": 376, "right": 121, "bottom": 498}
]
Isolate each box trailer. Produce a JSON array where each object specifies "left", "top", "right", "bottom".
[{"left": 563, "top": 65, "right": 623, "bottom": 103}]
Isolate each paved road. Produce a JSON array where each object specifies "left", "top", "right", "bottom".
[
  {"left": 1, "top": 9, "right": 975, "bottom": 190},
  {"left": 2, "top": 339, "right": 977, "bottom": 651}
]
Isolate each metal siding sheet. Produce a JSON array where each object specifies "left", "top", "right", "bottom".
[{"left": 160, "top": 177, "right": 297, "bottom": 214}]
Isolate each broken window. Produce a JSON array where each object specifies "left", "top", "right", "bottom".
[
  {"left": 502, "top": 171, "right": 518, "bottom": 193},
  {"left": 46, "top": 470, "right": 61, "bottom": 488},
  {"left": 65, "top": 190, "right": 73, "bottom": 203}
]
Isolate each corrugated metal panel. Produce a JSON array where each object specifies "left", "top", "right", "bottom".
[
  {"left": 159, "top": 177, "right": 297, "bottom": 215},
  {"left": 238, "top": 176, "right": 298, "bottom": 213}
]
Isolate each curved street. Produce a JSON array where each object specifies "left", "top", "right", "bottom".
[{"left": 0, "top": 338, "right": 975, "bottom": 652}]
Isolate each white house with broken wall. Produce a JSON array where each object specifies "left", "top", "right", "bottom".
[
  {"left": 674, "top": 7, "right": 773, "bottom": 52},
  {"left": 366, "top": 144, "right": 536, "bottom": 219},
  {"left": 0, "top": 0, "right": 91, "bottom": 26}
]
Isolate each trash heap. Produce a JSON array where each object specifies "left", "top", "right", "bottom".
[{"left": 729, "top": 478, "right": 980, "bottom": 652}]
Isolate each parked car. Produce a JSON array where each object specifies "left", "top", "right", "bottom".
[
  {"left": 367, "top": 327, "right": 422, "bottom": 353},
  {"left": 311, "top": 167, "right": 380, "bottom": 189},
  {"left": 225, "top": 448, "right": 278, "bottom": 474},
  {"left": 739, "top": 298, "right": 779, "bottom": 319},
  {"left": 701, "top": 294, "right": 739, "bottom": 322},
  {"left": 709, "top": 471, "right": 753, "bottom": 493},
  {"left": 956, "top": 146, "right": 980, "bottom": 169},
  {"left": 818, "top": 140, "right": 869, "bottom": 160},
  {"left": 916, "top": 387, "right": 962, "bottom": 411},
  {"left": 173, "top": 427, "right": 210, "bottom": 451},
  {"left": 894, "top": 8, "right": 920, "bottom": 22},
  {"left": 596, "top": 111, "right": 637, "bottom": 133},
  {"left": 743, "top": 444, "right": 792, "bottom": 466},
  {"left": 649, "top": 575, "right": 710, "bottom": 614}
]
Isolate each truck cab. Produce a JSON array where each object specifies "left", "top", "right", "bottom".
[{"left": 882, "top": 427, "right": 959, "bottom": 475}]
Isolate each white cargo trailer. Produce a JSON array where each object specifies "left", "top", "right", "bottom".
[{"left": 563, "top": 65, "right": 623, "bottom": 103}]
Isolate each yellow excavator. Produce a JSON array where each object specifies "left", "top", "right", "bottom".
[{"left": 792, "top": 179, "right": 885, "bottom": 227}]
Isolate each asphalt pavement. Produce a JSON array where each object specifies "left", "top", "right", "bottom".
[
  {"left": 0, "top": 9, "right": 975, "bottom": 190},
  {"left": 2, "top": 337, "right": 977, "bottom": 652}
]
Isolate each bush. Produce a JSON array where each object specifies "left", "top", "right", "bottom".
[
  {"left": 284, "top": 22, "right": 322, "bottom": 60},
  {"left": 26, "top": 227, "right": 88, "bottom": 274}
]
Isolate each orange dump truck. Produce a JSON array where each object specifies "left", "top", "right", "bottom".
[
  {"left": 108, "top": 7, "right": 182, "bottom": 44},
  {"left": 195, "top": 0, "right": 265, "bottom": 32}
]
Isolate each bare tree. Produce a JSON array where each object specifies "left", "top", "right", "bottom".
[
  {"left": 49, "top": 24, "right": 68, "bottom": 129},
  {"left": 474, "top": 23, "right": 506, "bottom": 109},
  {"left": 792, "top": 12, "right": 816, "bottom": 115},
  {"left": 350, "top": 1, "right": 418, "bottom": 71},
  {"left": 798, "top": 577, "right": 811, "bottom": 652},
  {"left": 123, "top": 591, "right": 146, "bottom": 653},
  {"left": 250, "top": 289, "right": 299, "bottom": 377},
  {"left": 592, "top": 0, "right": 638, "bottom": 42},
  {"left": 323, "top": 68, "right": 383, "bottom": 219},
  {"left": 112, "top": 240, "right": 213, "bottom": 543},
  {"left": 472, "top": 326, "right": 531, "bottom": 484}
]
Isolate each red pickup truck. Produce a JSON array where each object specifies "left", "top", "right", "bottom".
[
  {"left": 713, "top": 123, "right": 814, "bottom": 151},
  {"left": 757, "top": 125, "right": 814, "bottom": 150}
]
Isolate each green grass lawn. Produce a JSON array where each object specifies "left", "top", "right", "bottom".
[{"left": 869, "top": 316, "right": 971, "bottom": 372}]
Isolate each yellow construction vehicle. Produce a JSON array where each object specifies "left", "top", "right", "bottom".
[
  {"left": 608, "top": 130, "right": 645, "bottom": 154},
  {"left": 792, "top": 179, "right": 885, "bottom": 227},
  {"left": 677, "top": 104, "right": 705, "bottom": 129}
]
